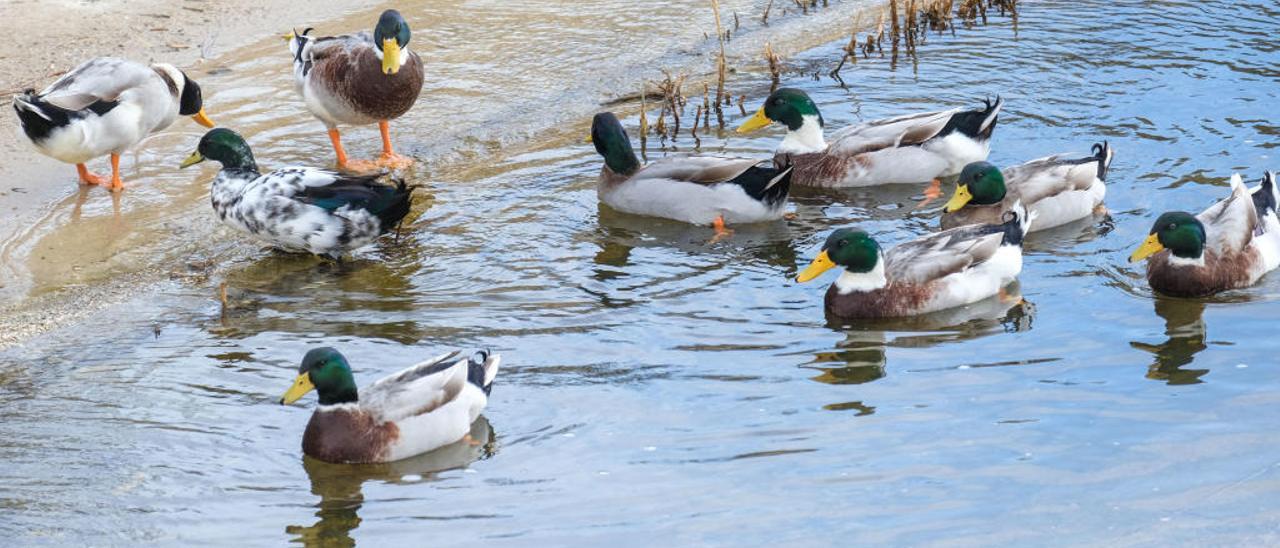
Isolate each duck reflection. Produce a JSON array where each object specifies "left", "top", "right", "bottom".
[
  {"left": 807, "top": 282, "right": 1035, "bottom": 387},
  {"left": 286, "top": 417, "right": 496, "bottom": 547},
  {"left": 211, "top": 250, "right": 423, "bottom": 343},
  {"left": 1130, "top": 298, "right": 1208, "bottom": 385}
]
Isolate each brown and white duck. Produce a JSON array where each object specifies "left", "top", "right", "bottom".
[
  {"left": 286, "top": 10, "right": 424, "bottom": 171},
  {"left": 1129, "top": 172, "right": 1280, "bottom": 297},
  {"left": 796, "top": 203, "right": 1031, "bottom": 319},
  {"left": 280, "top": 347, "right": 500, "bottom": 464},
  {"left": 737, "top": 88, "right": 1001, "bottom": 188},
  {"left": 942, "top": 142, "right": 1113, "bottom": 231}
]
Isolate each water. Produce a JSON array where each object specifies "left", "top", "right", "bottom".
[{"left": 3, "top": 0, "right": 1280, "bottom": 544}]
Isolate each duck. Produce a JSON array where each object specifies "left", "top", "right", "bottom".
[
  {"left": 1129, "top": 172, "right": 1280, "bottom": 297},
  {"left": 590, "top": 112, "right": 794, "bottom": 239},
  {"left": 942, "top": 142, "right": 1113, "bottom": 231},
  {"left": 797, "top": 203, "right": 1031, "bottom": 318},
  {"left": 286, "top": 9, "right": 424, "bottom": 172},
  {"left": 12, "top": 57, "right": 215, "bottom": 191},
  {"left": 280, "top": 347, "right": 500, "bottom": 464},
  {"left": 179, "top": 128, "right": 414, "bottom": 259},
  {"left": 737, "top": 88, "right": 1002, "bottom": 189}
]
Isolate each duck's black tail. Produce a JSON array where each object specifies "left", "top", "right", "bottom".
[
  {"left": 466, "top": 350, "right": 501, "bottom": 396},
  {"left": 373, "top": 177, "right": 415, "bottom": 234},
  {"left": 732, "top": 160, "right": 794, "bottom": 208},
  {"left": 938, "top": 95, "right": 1004, "bottom": 142},
  {"left": 12, "top": 90, "right": 59, "bottom": 143},
  {"left": 1252, "top": 171, "right": 1278, "bottom": 221},
  {"left": 1091, "top": 141, "right": 1115, "bottom": 182},
  {"left": 999, "top": 200, "right": 1033, "bottom": 246}
]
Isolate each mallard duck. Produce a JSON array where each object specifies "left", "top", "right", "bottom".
[
  {"left": 737, "top": 88, "right": 1002, "bottom": 188},
  {"left": 797, "top": 203, "right": 1031, "bottom": 318},
  {"left": 942, "top": 142, "right": 1113, "bottom": 231},
  {"left": 1129, "top": 172, "right": 1280, "bottom": 297},
  {"left": 280, "top": 347, "right": 500, "bottom": 464},
  {"left": 591, "top": 112, "right": 793, "bottom": 238},
  {"left": 180, "top": 128, "right": 414, "bottom": 259},
  {"left": 12, "top": 57, "right": 215, "bottom": 191},
  {"left": 286, "top": 9, "right": 424, "bottom": 171}
]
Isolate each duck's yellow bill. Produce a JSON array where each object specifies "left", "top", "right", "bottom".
[
  {"left": 944, "top": 184, "right": 973, "bottom": 212},
  {"left": 736, "top": 107, "right": 772, "bottom": 134},
  {"left": 797, "top": 250, "right": 837, "bottom": 283},
  {"left": 1129, "top": 233, "right": 1165, "bottom": 263},
  {"left": 280, "top": 373, "right": 316, "bottom": 405},
  {"left": 179, "top": 151, "right": 205, "bottom": 169},
  {"left": 382, "top": 39, "right": 402, "bottom": 75},
  {"left": 191, "top": 108, "right": 215, "bottom": 128},
  {"left": 283, "top": 31, "right": 295, "bottom": 41}
]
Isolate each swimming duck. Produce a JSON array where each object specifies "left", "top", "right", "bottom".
[
  {"left": 12, "top": 57, "right": 215, "bottom": 191},
  {"left": 1129, "top": 172, "right": 1280, "bottom": 297},
  {"left": 797, "top": 203, "right": 1031, "bottom": 318},
  {"left": 180, "top": 128, "right": 414, "bottom": 259},
  {"left": 942, "top": 142, "right": 1113, "bottom": 231},
  {"left": 286, "top": 9, "right": 424, "bottom": 171},
  {"left": 280, "top": 347, "right": 500, "bottom": 464},
  {"left": 591, "top": 112, "right": 793, "bottom": 238},
  {"left": 737, "top": 88, "right": 1001, "bottom": 188}
]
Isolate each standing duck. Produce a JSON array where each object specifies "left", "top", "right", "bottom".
[
  {"left": 1129, "top": 173, "right": 1280, "bottom": 297},
  {"left": 591, "top": 112, "right": 793, "bottom": 239},
  {"left": 12, "top": 57, "right": 215, "bottom": 191},
  {"left": 287, "top": 9, "right": 424, "bottom": 171},
  {"left": 942, "top": 142, "right": 1113, "bottom": 231},
  {"left": 796, "top": 204, "right": 1031, "bottom": 319},
  {"left": 180, "top": 128, "right": 414, "bottom": 259},
  {"left": 737, "top": 88, "right": 1001, "bottom": 189},
  {"left": 280, "top": 347, "right": 500, "bottom": 464}
]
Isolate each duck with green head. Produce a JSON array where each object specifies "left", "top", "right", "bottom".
[
  {"left": 280, "top": 346, "right": 500, "bottom": 464},
  {"left": 590, "top": 111, "right": 794, "bottom": 239},
  {"left": 737, "top": 88, "right": 1002, "bottom": 188},
  {"left": 942, "top": 142, "right": 1113, "bottom": 231},
  {"left": 286, "top": 9, "right": 424, "bottom": 172},
  {"left": 181, "top": 128, "right": 414, "bottom": 259},
  {"left": 796, "top": 203, "right": 1030, "bottom": 318},
  {"left": 1129, "top": 172, "right": 1280, "bottom": 297}
]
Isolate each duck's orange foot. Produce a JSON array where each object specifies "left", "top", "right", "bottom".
[
  {"left": 783, "top": 212, "right": 799, "bottom": 220},
  {"left": 1093, "top": 203, "right": 1109, "bottom": 216},
  {"left": 339, "top": 158, "right": 381, "bottom": 174},
  {"left": 916, "top": 178, "right": 943, "bottom": 208},
  {"left": 708, "top": 215, "right": 734, "bottom": 244},
  {"left": 76, "top": 164, "right": 108, "bottom": 186},
  {"left": 376, "top": 152, "right": 414, "bottom": 170}
]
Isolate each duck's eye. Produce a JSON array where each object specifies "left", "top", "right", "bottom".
[{"left": 1167, "top": 223, "right": 1177, "bottom": 230}]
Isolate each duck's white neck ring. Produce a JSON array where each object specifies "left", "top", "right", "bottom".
[
  {"left": 834, "top": 258, "right": 888, "bottom": 294},
  {"left": 777, "top": 114, "right": 827, "bottom": 154}
]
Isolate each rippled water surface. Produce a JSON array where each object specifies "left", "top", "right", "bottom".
[{"left": 3, "top": 0, "right": 1280, "bottom": 544}]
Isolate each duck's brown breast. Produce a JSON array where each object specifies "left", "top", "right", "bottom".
[
  {"left": 302, "top": 408, "right": 400, "bottom": 464},
  {"left": 1146, "top": 249, "right": 1257, "bottom": 297},
  {"left": 316, "top": 48, "right": 425, "bottom": 121},
  {"left": 824, "top": 281, "right": 937, "bottom": 319}
]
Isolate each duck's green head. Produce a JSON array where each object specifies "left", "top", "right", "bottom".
[
  {"left": 1130, "top": 211, "right": 1206, "bottom": 263},
  {"left": 374, "top": 9, "right": 411, "bottom": 75},
  {"left": 281, "top": 347, "right": 359, "bottom": 406},
  {"left": 589, "top": 112, "right": 640, "bottom": 176},
  {"left": 180, "top": 128, "right": 258, "bottom": 171},
  {"left": 738, "top": 88, "right": 823, "bottom": 133},
  {"left": 797, "top": 228, "right": 881, "bottom": 282},
  {"left": 946, "top": 162, "right": 1006, "bottom": 212}
]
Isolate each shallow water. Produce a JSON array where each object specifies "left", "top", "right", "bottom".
[{"left": 3, "top": 0, "right": 1280, "bottom": 544}]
